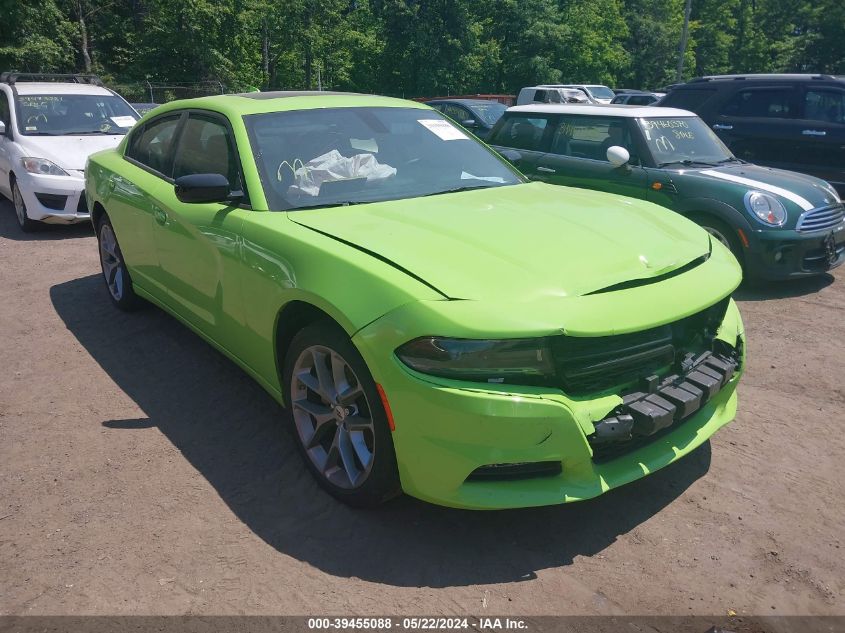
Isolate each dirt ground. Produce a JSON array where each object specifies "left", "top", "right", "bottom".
[{"left": 0, "top": 198, "right": 843, "bottom": 618}]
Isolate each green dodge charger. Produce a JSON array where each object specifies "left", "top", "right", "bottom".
[{"left": 85, "top": 92, "right": 745, "bottom": 509}]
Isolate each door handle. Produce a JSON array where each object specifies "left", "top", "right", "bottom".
[
  {"left": 536, "top": 166, "right": 556, "bottom": 173},
  {"left": 712, "top": 124, "right": 733, "bottom": 131},
  {"left": 802, "top": 129, "right": 827, "bottom": 136},
  {"left": 153, "top": 206, "right": 167, "bottom": 225}
]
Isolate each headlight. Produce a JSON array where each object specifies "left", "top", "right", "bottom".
[
  {"left": 825, "top": 184, "right": 841, "bottom": 203},
  {"left": 396, "top": 337, "right": 554, "bottom": 383},
  {"left": 744, "top": 191, "right": 786, "bottom": 226},
  {"left": 21, "top": 157, "right": 70, "bottom": 177}
]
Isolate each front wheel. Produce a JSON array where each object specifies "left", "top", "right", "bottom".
[
  {"left": 12, "top": 181, "right": 38, "bottom": 233},
  {"left": 283, "top": 322, "right": 400, "bottom": 507},
  {"left": 689, "top": 214, "right": 744, "bottom": 268},
  {"left": 97, "top": 214, "right": 142, "bottom": 310}
]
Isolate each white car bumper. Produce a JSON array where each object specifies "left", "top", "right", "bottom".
[{"left": 17, "top": 171, "right": 89, "bottom": 224}]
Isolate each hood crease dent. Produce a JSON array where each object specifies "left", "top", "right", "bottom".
[{"left": 288, "top": 182, "right": 712, "bottom": 302}]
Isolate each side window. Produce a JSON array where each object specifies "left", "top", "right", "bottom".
[
  {"left": 125, "top": 114, "right": 182, "bottom": 177},
  {"left": 660, "top": 88, "right": 716, "bottom": 112},
  {"left": 0, "top": 91, "right": 9, "bottom": 129},
  {"left": 533, "top": 90, "right": 546, "bottom": 103},
  {"left": 720, "top": 88, "right": 795, "bottom": 118},
  {"left": 803, "top": 90, "right": 845, "bottom": 124},
  {"left": 489, "top": 115, "right": 549, "bottom": 150},
  {"left": 441, "top": 104, "right": 471, "bottom": 123},
  {"left": 173, "top": 114, "right": 242, "bottom": 190},
  {"left": 550, "top": 116, "right": 633, "bottom": 162}
]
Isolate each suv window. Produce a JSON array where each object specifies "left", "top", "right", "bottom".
[
  {"left": 0, "top": 91, "right": 9, "bottom": 129},
  {"left": 126, "top": 114, "right": 182, "bottom": 177},
  {"left": 490, "top": 115, "right": 549, "bottom": 150},
  {"left": 720, "top": 88, "right": 795, "bottom": 118},
  {"left": 173, "top": 114, "right": 242, "bottom": 189},
  {"left": 660, "top": 88, "right": 716, "bottom": 111},
  {"left": 550, "top": 116, "right": 633, "bottom": 162},
  {"left": 803, "top": 89, "right": 845, "bottom": 124},
  {"left": 441, "top": 104, "right": 471, "bottom": 124}
]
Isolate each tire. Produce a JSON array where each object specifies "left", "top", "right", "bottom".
[
  {"left": 689, "top": 214, "right": 744, "bottom": 268},
  {"left": 283, "top": 321, "right": 401, "bottom": 507},
  {"left": 12, "top": 180, "right": 38, "bottom": 233},
  {"left": 96, "top": 213, "right": 142, "bottom": 311}
]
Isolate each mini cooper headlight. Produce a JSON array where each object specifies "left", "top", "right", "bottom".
[
  {"left": 744, "top": 190, "right": 787, "bottom": 226},
  {"left": 21, "top": 157, "right": 70, "bottom": 177},
  {"left": 396, "top": 337, "right": 555, "bottom": 383}
]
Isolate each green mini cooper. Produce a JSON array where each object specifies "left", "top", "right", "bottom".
[{"left": 489, "top": 104, "right": 845, "bottom": 280}]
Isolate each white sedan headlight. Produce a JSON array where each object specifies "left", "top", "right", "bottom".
[
  {"left": 744, "top": 191, "right": 787, "bottom": 227},
  {"left": 21, "top": 157, "right": 70, "bottom": 177}
]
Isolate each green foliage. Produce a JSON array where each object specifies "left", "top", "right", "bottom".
[{"left": 0, "top": 0, "right": 841, "bottom": 97}]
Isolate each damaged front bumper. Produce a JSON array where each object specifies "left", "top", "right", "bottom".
[{"left": 354, "top": 295, "right": 745, "bottom": 510}]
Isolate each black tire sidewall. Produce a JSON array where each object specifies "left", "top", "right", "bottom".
[
  {"left": 12, "top": 182, "right": 37, "bottom": 233},
  {"left": 282, "top": 321, "right": 400, "bottom": 507},
  {"left": 96, "top": 214, "right": 140, "bottom": 311}
]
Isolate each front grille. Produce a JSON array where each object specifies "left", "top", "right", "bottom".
[
  {"left": 548, "top": 298, "right": 729, "bottom": 395},
  {"left": 35, "top": 193, "right": 67, "bottom": 210},
  {"left": 796, "top": 204, "right": 845, "bottom": 232}
]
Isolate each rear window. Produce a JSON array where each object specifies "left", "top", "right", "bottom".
[
  {"left": 659, "top": 88, "right": 717, "bottom": 112},
  {"left": 489, "top": 115, "right": 549, "bottom": 150}
]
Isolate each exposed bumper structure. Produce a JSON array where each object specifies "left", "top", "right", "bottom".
[{"left": 355, "top": 291, "right": 745, "bottom": 510}]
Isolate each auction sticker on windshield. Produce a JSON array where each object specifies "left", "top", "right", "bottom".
[
  {"left": 110, "top": 116, "right": 137, "bottom": 127},
  {"left": 418, "top": 118, "right": 468, "bottom": 140}
]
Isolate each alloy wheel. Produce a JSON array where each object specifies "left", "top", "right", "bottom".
[
  {"left": 290, "top": 345, "right": 375, "bottom": 489},
  {"left": 99, "top": 223, "right": 124, "bottom": 301}
]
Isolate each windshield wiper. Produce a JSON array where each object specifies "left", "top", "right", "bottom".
[
  {"left": 62, "top": 130, "right": 121, "bottom": 135},
  {"left": 657, "top": 159, "right": 719, "bottom": 168},
  {"left": 421, "top": 184, "right": 497, "bottom": 197},
  {"left": 290, "top": 200, "right": 366, "bottom": 211},
  {"left": 716, "top": 157, "right": 743, "bottom": 164}
]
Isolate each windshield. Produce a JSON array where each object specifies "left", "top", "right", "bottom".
[
  {"left": 468, "top": 102, "right": 507, "bottom": 126},
  {"left": 245, "top": 107, "right": 523, "bottom": 211},
  {"left": 15, "top": 94, "right": 139, "bottom": 136},
  {"left": 587, "top": 86, "right": 615, "bottom": 100},
  {"left": 637, "top": 116, "right": 735, "bottom": 167}
]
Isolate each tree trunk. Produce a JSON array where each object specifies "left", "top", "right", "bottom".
[
  {"left": 79, "top": 14, "right": 92, "bottom": 73},
  {"left": 676, "top": 0, "right": 692, "bottom": 82},
  {"left": 261, "top": 19, "right": 269, "bottom": 89}
]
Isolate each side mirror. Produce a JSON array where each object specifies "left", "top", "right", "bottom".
[
  {"left": 0, "top": 121, "right": 6, "bottom": 136},
  {"left": 499, "top": 149, "right": 522, "bottom": 164},
  {"left": 174, "top": 173, "right": 231, "bottom": 204},
  {"left": 607, "top": 146, "right": 630, "bottom": 168}
]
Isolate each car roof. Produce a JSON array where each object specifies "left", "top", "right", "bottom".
[
  {"left": 13, "top": 82, "right": 114, "bottom": 96},
  {"left": 507, "top": 104, "right": 695, "bottom": 118},
  {"left": 687, "top": 73, "right": 844, "bottom": 84},
  {"left": 144, "top": 91, "right": 429, "bottom": 118},
  {"left": 426, "top": 99, "right": 502, "bottom": 106}
]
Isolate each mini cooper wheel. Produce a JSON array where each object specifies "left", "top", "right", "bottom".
[
  {"left": 12, "top": 181, "right": 38, "bottom": 233},
  {"left": 97, "top": 214, "right": 141, "bottom": 310},
  {"left": 283, "top": 322, "right": 400, "bottom": 507},
  {"left": 690, "top": 214, "right": 744, "bottom": 268}
]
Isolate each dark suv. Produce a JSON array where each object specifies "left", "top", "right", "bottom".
[{"left": 657, "top": 74, "right": 845, "bottom": 194}]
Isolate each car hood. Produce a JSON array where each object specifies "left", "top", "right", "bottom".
[
  {"left": 16, "top": 135, "right": 126, "bottom": 171},
  {"left": 288, "top": 182, "right": 711, "bottom": 300},
  {"left": 676, "top": 163, "right": 839, "bottom": 212}
]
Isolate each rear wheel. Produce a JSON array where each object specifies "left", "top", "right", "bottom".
[
  {"left": 12, "top": 181, "right": 38, "bottom": 233},
  {"left": 283, "top": 322, "right": 400, "bottom": 507},
  {"left": 97, "top": 214, "right": 142, "bottom": 310}
]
